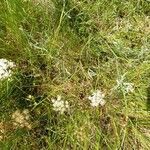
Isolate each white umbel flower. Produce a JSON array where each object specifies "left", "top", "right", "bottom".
[
  {"left": 116, "top": 76, "right": 134, "bottom": 94},
  {"left": 52, "top": 95, "right": 69, "bottom": 114},
  {"left": 0, "top": 58, "right": 15, "bottom": 80},
  {"left": 88, "top": 90, "right": 106, "bottom": 107}
]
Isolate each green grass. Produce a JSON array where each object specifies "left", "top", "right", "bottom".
[{"left": 0, "top": 0, "right": 150, "bottom": 149}]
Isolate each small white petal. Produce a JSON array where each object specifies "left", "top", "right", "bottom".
[
  {"left": 88, "top": 90, "right": 105, "bottom": 107},
  {"left": 52, "top": 96, "right": 69, "bottom": 114}
]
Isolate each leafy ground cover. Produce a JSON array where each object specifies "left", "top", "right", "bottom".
[{"left": 0, "top": 0, "right": 150, "bottom": 149}]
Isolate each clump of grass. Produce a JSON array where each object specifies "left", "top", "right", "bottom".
[{"left": 0, "top": 0, "right": 150, "bottom": 149}]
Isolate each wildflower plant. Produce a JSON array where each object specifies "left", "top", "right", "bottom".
[
  {"left": 11, "top": 109, "right": 31, "bottom": 130},
  {"left": 0, "top": 0, "right": 149, "bottom": 149},
  {"left": 122, "top": 82, "right": 134, "bottom": 93},
  {"left": 88, "top": 90, "right": 106, "bottom": 107},
  {"left": 0, "top": 59, "right": 15, "bottom": 80},
  {"left": 52, "top": 95, "right": 69, "bottom": 114},
  {"left": 114, "top": 75, "right": 134, "bottom": 94}
]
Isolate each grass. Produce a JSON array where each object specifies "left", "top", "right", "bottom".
[{"left": 0, "top": 0, "right": 150, "bottom": 149}]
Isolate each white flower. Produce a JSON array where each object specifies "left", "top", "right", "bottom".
[
  {"left": 114, "top": 75, "right": 134, "bottom": 94},
  {"left": 88, "top": 90, "right": 106, "bottom": 107},
  {"left": 52, "top": 95, "right": 69, "bottom": 114},
  {"left": 0, "top": 58, "right": 15, "bottom": 80},
  {"left": 123, "top": 82, "right": 134, "bottom": 93}
]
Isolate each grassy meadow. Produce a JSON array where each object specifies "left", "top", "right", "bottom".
[{"left": 0, "top": 0, "right": 150, "bottom": 149}]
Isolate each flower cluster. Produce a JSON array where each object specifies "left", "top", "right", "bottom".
[
  {"left": 0, "top": 58, "right": 15, "bottom": 80},
  {"left": 52, "top": 95, "right": 69, "bottom": 114},
  {"left": 88, "top": 90, "right": 105, "bottom": 107},
  {"left": 122, "top": 82, "right": 134, "bottom": 93},
  {"left": 11, "top": 109, "right": 31, "bottom": 129},
  {"left": 116, "top": 77, "right": 134, "bottom": 94}
]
